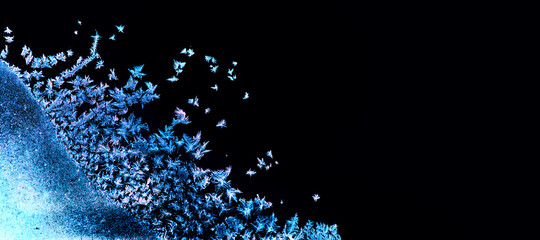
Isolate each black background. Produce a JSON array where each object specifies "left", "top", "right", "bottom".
[{"left": 1, "top": 1, "right": 534, "bottom": 239}]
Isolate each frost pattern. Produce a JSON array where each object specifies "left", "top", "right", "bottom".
[{"left": 1, "top": 26, "right": 340, "bottom": 239}]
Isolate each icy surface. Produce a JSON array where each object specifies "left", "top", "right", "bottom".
[
  {"left": 0, "top": 61, "right": 155, "bottom": 239},
  {"left": 0, "top": 24, "right": 341, "bottom": 239}
]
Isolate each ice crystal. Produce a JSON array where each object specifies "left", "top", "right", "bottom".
[{"left": 0, "top": 25, "right": 341, "bottom": 239}]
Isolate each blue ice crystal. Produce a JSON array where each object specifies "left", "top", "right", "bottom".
[{"left": 0, "top": 25, "right": 341, "bottom": 239}]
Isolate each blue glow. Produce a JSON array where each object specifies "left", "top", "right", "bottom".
[{"left": 0, "top": 24, "right": 341, "bottom": 239}]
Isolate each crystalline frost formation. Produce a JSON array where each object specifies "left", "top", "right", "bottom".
[{"left": 0, "top": 27, "right": 341, "bottom": 239}]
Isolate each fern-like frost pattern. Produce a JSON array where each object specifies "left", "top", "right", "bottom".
[{"left": 1, "top": 25, "right": 340, "bottom": 239}]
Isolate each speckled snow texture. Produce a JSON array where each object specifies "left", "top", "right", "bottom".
[{"left": 0, "top": 61, "right": 156, "bottom": 239}]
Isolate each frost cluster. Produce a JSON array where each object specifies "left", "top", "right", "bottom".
[{"left": 1, "top": 26, "right": 340, "bottom": 239}]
